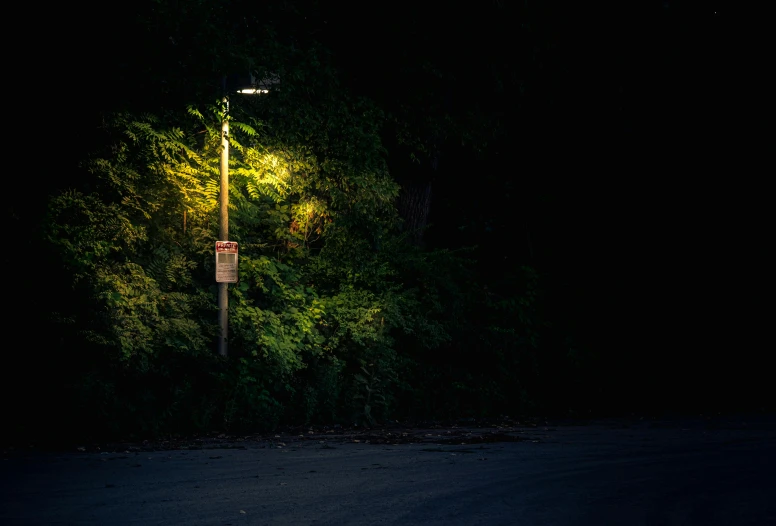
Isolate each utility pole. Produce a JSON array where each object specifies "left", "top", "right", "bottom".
[
  {"left": 215, "top": 72, "right": 278, "bottom": 357},
  {"left": 218, "top": 97, "right": 230, "bottom": 357}
]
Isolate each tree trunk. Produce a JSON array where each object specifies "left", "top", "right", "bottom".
[{"left": 398, "top": 180, "right": 432, "bottom": 248}]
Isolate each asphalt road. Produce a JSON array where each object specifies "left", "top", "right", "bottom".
[{"left": 2, "top": 416, "right": 775, "bottom": 525}]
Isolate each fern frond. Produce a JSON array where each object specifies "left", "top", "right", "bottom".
[
  {"left": 231, "top": 121, "right": 258, "bottom": 137},
  {"left": 187, "top": 106, "right": 205, "bottom": 121}
]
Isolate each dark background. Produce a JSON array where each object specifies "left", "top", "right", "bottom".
[{"left": 10, "top": 1, "right": 768, "bottom": 420}]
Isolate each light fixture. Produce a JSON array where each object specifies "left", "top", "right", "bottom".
[
  {"left": 237, "top": 88, "right": 270, "bottom": 95},
  {"left": 226, "top": 71, "right": 280, "bottom": 96}
]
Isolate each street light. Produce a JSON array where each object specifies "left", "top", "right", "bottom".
[{"left": 217, "top": 72, "right": 278, "bottom": 357}]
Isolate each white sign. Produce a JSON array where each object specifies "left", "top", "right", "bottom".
[{"left": 215, "top": 241, "right": 239, "bottom": 283}]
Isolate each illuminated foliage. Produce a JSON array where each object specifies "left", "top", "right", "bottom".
[
  {"left": 34, "top": 2, "right": 561, "bottom": 439},
  {"left": 45, "top": 73, "right": 452, "bottom": 432}
]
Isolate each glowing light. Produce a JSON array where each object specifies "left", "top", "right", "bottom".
[{"left": 237, "top": 88, "right": 270, "bottom": 95}]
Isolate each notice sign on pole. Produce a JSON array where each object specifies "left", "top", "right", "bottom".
[{"left": 215, "top": 241, "right": 239, "bottom": 283}]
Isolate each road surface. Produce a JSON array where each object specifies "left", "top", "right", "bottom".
[{"left": 2, "top": 415, "right": 775, "bottom": 525}]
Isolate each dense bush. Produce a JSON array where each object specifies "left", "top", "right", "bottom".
[
  {"left": 30, "top": 91, "right": 580, "bottom": 441},
  {"left": 3, "top": 4, "right": 597, "bottom": 445}
]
